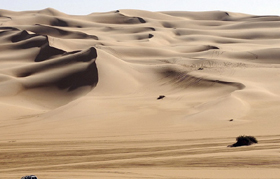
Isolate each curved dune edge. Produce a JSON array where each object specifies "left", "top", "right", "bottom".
[{"left": 1, "top": 8, "right": 280, "bottom": 179}]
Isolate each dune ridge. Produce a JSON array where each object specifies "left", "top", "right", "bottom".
[{"left": 1, "top": 8, "right": 280, "bottom": 179}]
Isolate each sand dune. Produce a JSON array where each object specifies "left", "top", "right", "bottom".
[{"left": 1, "top": 8, "right": 280, "bottom": 179}]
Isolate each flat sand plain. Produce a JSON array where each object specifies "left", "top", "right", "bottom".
[{"left": 0, "top": 8, "right": 280, "bottom": 178}]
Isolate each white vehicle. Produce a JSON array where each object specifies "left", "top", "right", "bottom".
[{"left": 21, "top": 175, "right": 38, "bottom": 179}]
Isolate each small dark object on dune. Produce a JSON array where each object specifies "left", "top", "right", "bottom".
[
  {"left": 21, "top": 175, "right": 38, "bottom": 179},
  {"left": 229, "top": 119, "right": 233, "bottom": 121},
  {"left": 157, "top": 95, "right": 165, "bottom": 100},
  {"left": 198, "top": 67, "right": 204, "bottom": 70},
  {"left": 228, "top": 135, "right": 258, "bottom": 147}
]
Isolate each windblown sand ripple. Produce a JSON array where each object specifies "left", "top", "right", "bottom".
[{"left": 1, "top": 8, "right": 280, "bottom": 179}]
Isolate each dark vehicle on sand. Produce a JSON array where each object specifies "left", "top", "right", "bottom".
[{"left": 21, "top": 175, "right": 38, "bottom": 179}]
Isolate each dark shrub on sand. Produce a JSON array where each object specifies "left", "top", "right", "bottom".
[{"left": 228, "top": 135, "right": 258, "bottom": 147}]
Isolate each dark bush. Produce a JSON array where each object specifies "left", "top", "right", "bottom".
[
  {"left": 157, "top": 95, "right": 165, "bottom": 100},
  {"left": 228, "top": 135, "right": 258, "bottom": 147}
]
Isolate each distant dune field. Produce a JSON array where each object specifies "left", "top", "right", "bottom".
[{"left": 1, "top": 8, "right": 280, "bottom": 179}]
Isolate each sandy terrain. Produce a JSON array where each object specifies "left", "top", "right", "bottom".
[{"left": 1, "top": 8, "right": 280, "bottom": 178}]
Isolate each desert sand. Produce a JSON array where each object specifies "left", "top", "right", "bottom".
[{"left": 1, "top": 8, "right": 280, "bottom": 179}]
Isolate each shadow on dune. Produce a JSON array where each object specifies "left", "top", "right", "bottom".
[
  {"left": 16, "top": 47, "right": 99, "bottom": 91},
  {"left": 4, "top": 29, "right": 66, "bottom": 61},
  {"left": 160, "top": 67, "right": 245, "bottom": 90},
  {"left": 11, "top": 30, "right": 37, "bottom": 42},
  {"left": 0, "top": 27, "right": 99, "bottom": 102},
  {"left": 27, "top": 24, "right": 98, "bottom": 39},
  {"left": 0, "top": 26, "right": 100, "bottom": 107},
  {"left": 35, "top": 43, "right": 66, "bottom": 62},
  {"left": 51, "top": 18, "right": 68, "bottom": 27},
  {"left": 88, "top": 10, "right": 146, "bottom": 24},
  {"left": 57, "top": 61, "right": 98, "bottom": 91},
  {"left": 9, "top": 30, "right": 48, "bottom": 49}
]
